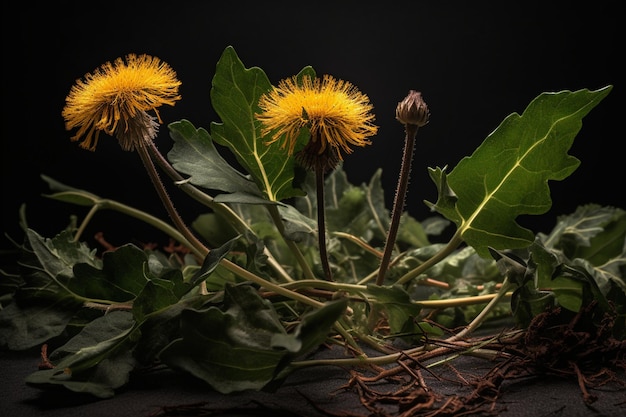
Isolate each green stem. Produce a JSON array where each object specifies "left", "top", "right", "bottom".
[
  {"left": 70, "top": 194, "right": 324, "bottom": 309},
  {"left": 266, "top": 204, "right": 317, "bottom": 280},
  {"left": 281, "top": 279, "right": 511, "bottom": 310},
  {"left": 376, "top": 123, "right": 419, "bottom": 285},
  {"left": 221, "top": 258, "right": 324, "bottom": 308},
  {"left": 73, "top": 204, "right": 99, "bottom": 243},
  {"left": 73, "top": 198, "right": 203, "bottom": 258},
  {"left": 395, "top": 230, "right": 465, "bottom": 285},
  {"left": 289, "top": 341, "right": 508, "bottom": 370},
  {"left": 446, "top": 277, "right": 514, "bottom": 341}
]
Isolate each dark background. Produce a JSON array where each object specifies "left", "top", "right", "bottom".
[{"left": 2, "top": 1, "right": 623, "bottom": 253}]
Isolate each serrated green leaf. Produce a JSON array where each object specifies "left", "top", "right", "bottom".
[
  {"left": 548, "top": 204, "right": 626, "bottom": 266},
  {"left": 25, "top": 311, "right": 137, "bottom": 398},
  {"left": 71, "top": 244, "right": 150, "bottom": 302},
  {"left": 536, "top": 205, "right": 626, "bottom": 296},
  {"left": 425, "top": 166, "right": 458, "bottom": 221},
  {"left": 167, "top": 119, "right": 265, "bottom": 201},
  {"left": 0, "top": 300, "right": 80, "bottom": 350},
  {"left": 274, "top": 298, "right": 348, "bottom": 356},
  {"left": 132, "top": 279, "right": 180, "bottom": 323},
  {"left": 427, "top": 86, "right": 612, "bottom": 257},
  {"left": 0, "top": 229, "right": 96, "bottom": 349},
  {"left": 188, "top": 235, "right": 240, "bottom": 287},
  {"left": 159, "top": 283, "right": 289, "bottom": 393},
  {"left": 160, "top": 284, "right": 345, "bottom": 393},
  {"left": 366, "top": 284, "right": 421, "bottom": 334},
  {"left": 209, "top": 45, "right": 307, "bottom": 202}
]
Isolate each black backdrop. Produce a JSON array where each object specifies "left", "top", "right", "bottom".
[{"left": 2, "top": 1, "right": 623, "bottom": 253}]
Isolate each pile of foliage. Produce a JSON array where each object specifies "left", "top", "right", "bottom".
[{"left": 1, "top": 46, "right": 624, "bottom": 416}]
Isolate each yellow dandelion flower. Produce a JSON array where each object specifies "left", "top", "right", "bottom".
[
  {"left": 256, "top": 74, "right": 378, "bottom": 171},
  {"left": 62, "top": 54, "right": 181, "bottom": 151}
]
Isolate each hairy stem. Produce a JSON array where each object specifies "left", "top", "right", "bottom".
[
  {"left": 376, "top": 123, "right": 419, "bottom": 285},
  {"left": 136, "top": 144, "right": 210, "bottom": 259}
]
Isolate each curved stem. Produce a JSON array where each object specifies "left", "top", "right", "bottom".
[
  {"left": 73, "top": 204, "right": 100, "bottom": 242},
  {"left": 75, "top": 197, "right": 204, "bottom": 258},
  {"left": 220, "top": 257, "right": 324, "bottom": 308},
  {"left": 376, "top": 124, "right": 419, "bottom": 285},
  {"left": 395, "top": 230, "right": 465, "bottom": 285},
  {"left": 266, "top": 204, "right": 317, "bottom": 280},
  {"left": 446, "top": 277, "right": 514, "bottom": 341},
  {"left": 136, "top": 145, "right": 209, "bottom": 258},
  {"left": 333, "top": 231, "right": 382, "bottom": 258}
]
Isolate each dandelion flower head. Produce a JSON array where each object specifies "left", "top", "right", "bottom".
[
  {"left": 256, "top": 74, "right": 378, "bottom": 171},
  {"left": 62, "top": 54, "right": 181, "bottom": 151}
]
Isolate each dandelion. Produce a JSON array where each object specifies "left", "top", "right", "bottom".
[
  {"left": 257, "top": 74, "right": 377, "bottom": 281},
  {"left": 61, "top": 54, "right": 211, "bottom": 286},
  {"left": 256, "top": 74, "right": 378, "bottom": 172},
  {"left": 62, "top": 54, "right": 181, "bottom": 151}
]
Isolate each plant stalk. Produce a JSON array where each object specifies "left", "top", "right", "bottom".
[
  {"left": 136, "top": 144, "right": 210, "bottom": 259},
  {"left": 376, "top": 123, "right": 419, "bottom": 285},
  {"left": 396, "top": 230, "right": 465, "bottom": 285},
  {"left": 266, "top": 204, "right": 317, "bottom": 280},
  {"left": 316, "top": 165, "right": 333, "bottom": 281}
]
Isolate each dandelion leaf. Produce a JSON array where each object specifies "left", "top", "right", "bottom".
[
  {"left": 25, "top": 311, "right": 137, "bottom": 399},
  {"left": 0, "top": 229, "right": 95, "bottom": 350},
  {"left": 167, "top": 119, "right": 266, "bottom": 202},
  {"left": 210, "top": 45, "right": 308, "bottom": 202},
  {"left": 159, "top": 283, "right": 345, "bottom": 393},
  {"left": 427, "top": 86, "right": 612, "bottom": 257}
]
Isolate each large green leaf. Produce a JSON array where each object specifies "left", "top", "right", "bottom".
[
  {"left": 167, "top": 119, "right": 266, "bottom": 202},
  {"left": 25, "top": 311, "right": 137, "bottom": 398},
  {"left": 159, "top": 283, "right": 290, "bottom": 393},
  {"left": 159, "top": 283, "right": 346, "bottom": 393},
  {"left": 210, "top": 45, "right": 308, "bottom": 202},
  {"left": 427, "top": 86, "right": 612, "bottom": 257},
  {"left": 71, "top": 244, "right": 150, "bottom": 302}
]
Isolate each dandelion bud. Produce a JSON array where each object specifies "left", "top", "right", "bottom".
[{"left": 395, "top": 90, "right": 429, "bottom": 127}]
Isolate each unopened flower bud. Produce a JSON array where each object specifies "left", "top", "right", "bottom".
[{"left": 395, "top": 90, "right": 429, "bottom": 127}]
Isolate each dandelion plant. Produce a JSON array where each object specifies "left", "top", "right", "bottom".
[{"left": 1, "top": 45, "right": 623, "bottom": 416}]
